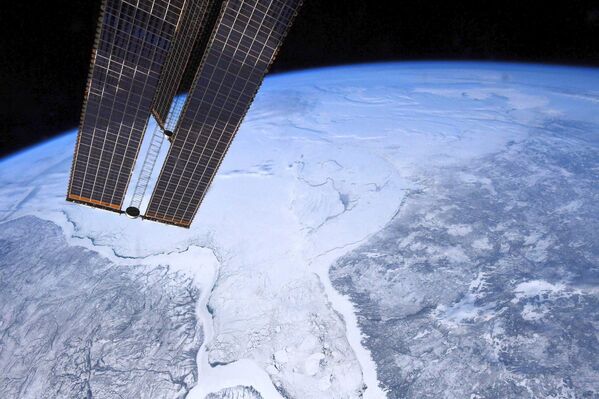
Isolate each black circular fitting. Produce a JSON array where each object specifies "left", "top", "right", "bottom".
[{"left": 125, "top": 206, "right": 140, "bottom": 219}]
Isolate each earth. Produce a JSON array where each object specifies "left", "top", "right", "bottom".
[{"left": 1, "top": 62, "right": 598, "bottom": 399}]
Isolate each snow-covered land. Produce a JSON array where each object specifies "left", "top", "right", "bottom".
[{"left": 1, "top": 62, "right": 598, "bottom": 398}]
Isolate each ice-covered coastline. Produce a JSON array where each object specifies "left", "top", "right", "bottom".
[
  {"left": 0, "top": 128, "right": 393, "bottom": 398},
  {"left": 3, "top": 62, "right": 598, "bottom": 398}
]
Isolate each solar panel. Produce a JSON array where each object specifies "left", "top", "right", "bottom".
[
  {"left": 178, "top": 0, "right": 224, "bottom": 92},
  {"left": 144, "top": 0, "right": 302, "bottom": 227},
  {"left": 67, "top": 0, "right": 185, "bottom": 212},
  {"left": 151, "top": 0, "right": 218, "bottom": 128}
]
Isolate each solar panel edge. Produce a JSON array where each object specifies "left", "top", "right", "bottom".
[
  {"left": 151, "top": 108, "right": 167, "bottom": 130},
  {"left": 143, "top": 213, "right": 191, "bottom": 228},
  {"left": 66, "top": 0, "right": 108, "bottom": 203},
  {"left": 66, "top": 193, "right": 122, "bottom": 213}
]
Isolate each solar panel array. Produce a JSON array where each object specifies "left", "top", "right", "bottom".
[
  {"left": 151, "top": 0, "right": 216, "bottom": 127},
  {"left": 67, "top": 0, "right": 185, "bottom": 212},
  {"left": 145, "top": 0, "right": 302, "bottom": 227},
  {"left": 178, "top": 0, "right": 224, "bottom": 92}
]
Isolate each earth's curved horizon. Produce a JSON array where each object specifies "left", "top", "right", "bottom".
[{"left": 1, "top": 61, "right": 598, "bottom": 399}]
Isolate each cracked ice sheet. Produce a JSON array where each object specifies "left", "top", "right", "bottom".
[
  {"left": 0, "top": 135, "right": 379, "bottom": 398},
  {"left": 0, "top": 80, "right": 400, "bottom": 398},
  {"left": 0, "top": 216, "right": 204, "bottom": 398},
  {"left": 0, "top": 62, "right": 572, "bottom": 398}
]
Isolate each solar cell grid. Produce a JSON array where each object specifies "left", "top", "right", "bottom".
[
  {"left": 145, "top": 0, "right": 302, "bottom": 227},
  {"left": 67, "top": 0, "right": 185, "bottom": 211},
  {"left": 151, "top": 0, "right": 216, "bottom": 127}
]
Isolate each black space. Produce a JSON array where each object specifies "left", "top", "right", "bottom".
[{"left": 1, "top": 0, "right": 598, "bottom": 157}]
